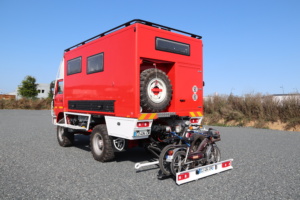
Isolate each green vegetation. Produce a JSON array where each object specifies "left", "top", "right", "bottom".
[
  {"left": 18, "top": 76, "right": 38, "bottom": 99},
  {"left": 0, "top": 98, "right": 51, "bottom": 110},
  {"left": 48, "top": 80, "right": 55, "bottom": 99},
  {"left": 203, "top": 93, "right": 300, "bottom": 131}
]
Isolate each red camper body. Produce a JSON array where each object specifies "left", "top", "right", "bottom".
[{"left": 52, "top": 19, "right": 204, "bottom": 162}]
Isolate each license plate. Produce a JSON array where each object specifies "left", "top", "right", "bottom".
[
  {"left": 197, "top": 166, "right": 214, "bottom": 174},
  {"left": 166, "top": 155, "right": 173, "bottom": 162},
  {"left": 135, "top": 130, "right": 150, "bottom": 136}
]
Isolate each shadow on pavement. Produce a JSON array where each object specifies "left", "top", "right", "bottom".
[{"left": 73, "top": 134, "right": 157, "bottom": 164}]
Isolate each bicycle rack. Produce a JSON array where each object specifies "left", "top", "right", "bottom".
[{"left": 176, "top": 159, "right": 233, "bottom": 185}]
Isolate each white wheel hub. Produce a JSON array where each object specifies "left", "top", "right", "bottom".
[
  {"left": 147, "top": 78, "right": 167, "bottom": 103},
  {"left": 93, "top": 134, "right": 103, "bottom": 155}
]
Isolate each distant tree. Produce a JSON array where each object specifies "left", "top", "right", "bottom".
[
  {"left": 48, "top": 80, "right": 55, "bottom": 99},
  {"left": 18, "top": 76, "right": 38, "bottom": 99}
]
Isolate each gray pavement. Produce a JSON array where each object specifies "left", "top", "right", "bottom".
[{"left": 0, "top": 110, "right": 299, "bottom": 199}]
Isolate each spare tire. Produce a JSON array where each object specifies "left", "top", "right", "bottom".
[{"left": 140, "top": 68, "right": 172, "bottom": 112}]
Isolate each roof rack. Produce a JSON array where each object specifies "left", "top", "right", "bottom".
[{"left": 65, "top": 19, "right": 202, "bottom": 52}]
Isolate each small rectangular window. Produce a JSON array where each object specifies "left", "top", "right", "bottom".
[
  {"left": 57, "top": 81, "right": 64, "bottom": 94},
  {"left": 87, "top": 53, "right": 104, "bottom": 74},
  {"left": 67, "top": 57, "right": 82, "bottom": 75},
  {"left": 156, "top": 37, "right": 190, "bottom": 56}
]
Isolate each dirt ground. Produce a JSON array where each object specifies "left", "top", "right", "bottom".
[
  {"left": 209, "top": 120, "right": 300, "bottom": 132},
  {"left": 264, "top": 121, "right": 300, "bottom": 132}
]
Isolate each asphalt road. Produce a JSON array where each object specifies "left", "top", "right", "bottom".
[{"left": 0, "top": 110, "right": 299, "bottom": 199}]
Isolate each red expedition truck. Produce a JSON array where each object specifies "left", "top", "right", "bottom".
[{"left": 52, "top": 19, "right": 204, "bottom": 162}]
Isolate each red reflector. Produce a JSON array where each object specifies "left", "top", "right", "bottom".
[
  {"left": 178, "top": 172, "right": 189, "bottom": 180},
  {"left": 168, "top": 150, "right": 174, "bottom": 156},
  {"left": 190, "top": 118, "right": 199, "bottom": 123},
  {"left": 137, "top": 122, "right": 150, "bottom": 127},
  {"left": 222, "top": 161, "right": 231, "bottom": 168}
]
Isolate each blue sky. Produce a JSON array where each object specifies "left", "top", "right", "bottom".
[{"left": 0, "top": 0, "right": 299, "bottom": 96}]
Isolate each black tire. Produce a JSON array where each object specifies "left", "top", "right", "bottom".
[
  {"left": 57, "top": 119, "right": 74, "bottom": 147},
  {"left": 170, "top": 151, "right": 190, "bottom": 176},
  {"left": 159, "top": 144, "right": 175, "bottom": 176},
  {"left": 140, "top": 68, "right": 172, "bottom": 112},
  {"left": 90, "top": 124, "right": 115, "bottom": 162}
]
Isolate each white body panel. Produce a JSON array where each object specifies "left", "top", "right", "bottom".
[{"left": 105, "top": 116, "right": 152, "bottom": 140}]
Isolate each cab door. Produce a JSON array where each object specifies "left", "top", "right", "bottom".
[{"left": 53, "top": 79, "right": 64, "bottom": 121}]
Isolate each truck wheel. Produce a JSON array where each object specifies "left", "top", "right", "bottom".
[
  {"left": 90, "top": 124, "right": 115, "bottom": 162},
  {"left": 140, "top": 68, "right": 172, "bottom": 112},
  {"left": 57, "top": 119, "right": 74, "bottom": 147}
]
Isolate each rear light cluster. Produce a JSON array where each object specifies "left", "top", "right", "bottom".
[
  {"left": 185, "top": 132, "right": 192, "bottom": 138},
  {"left": 178, "top": 173, "right": 190, "bottom": 181},
  {"left": 137, "top": 121, "right": 150, "bottom": 128},
  {"left": 168, "top": 150, "right": 174, "bottom": 156},
  {"left": 190, "top": 118, "right": 199, "bottom": 123},
  {"left": 222, "top": 161, "right": 231, "bottom": 168}
]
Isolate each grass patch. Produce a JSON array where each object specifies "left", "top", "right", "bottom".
[
  {"left": 204, "top": 93, "right": 300, "bottom": 131},
  {"left": 0, "top": 98, "right": 52, "bottom": 110}
]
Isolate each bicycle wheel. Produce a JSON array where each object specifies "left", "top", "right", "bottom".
[
  {"left": 170, "top": 150, "right": 190, "bottom": 176},
  {"left": 159, "top": 144, "right": 175, "bottom": 176},
  {"left": 206, "top": 145, "right": 221, "bottom": 164},
  {"left": 212, "top": 146, "right": 221, "bottom": 163}
]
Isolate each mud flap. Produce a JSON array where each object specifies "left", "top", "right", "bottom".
[{"left": 176, "top": 159, "right": 233, "bottom": 185}]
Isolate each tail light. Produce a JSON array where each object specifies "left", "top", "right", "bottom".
[
  {"left": 185, "top": 132, "right": 192, "bottom": 138},
  {"left": 168, "top": 150, "right": 174, "bottom": 156},
  {"left": 178, "top": 172, "right": 190, "bottom": 181},
  {"left": 190, "top": 118, "right": 199, "bottom": 123},
  {"left": 137, "top": 121, "right": 150, "bottom": 128}
]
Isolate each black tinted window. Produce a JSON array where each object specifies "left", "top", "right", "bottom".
[
  {"left": 156, "top": 37, "right": 190, "bottom": 56},
  {"left": 67, "top": 57, "right": 82, "bottom": 75},
  {"left": 87, "top": 53, "right": 104, "bottom": 74}
]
